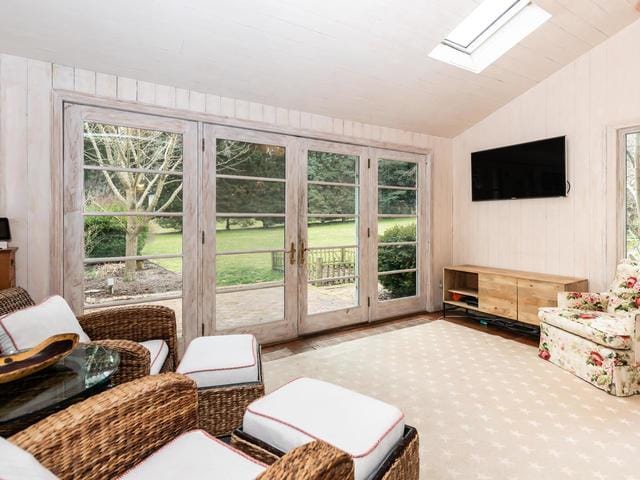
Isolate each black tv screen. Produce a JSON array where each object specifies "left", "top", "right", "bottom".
[{"left": 471, "top": 136, "right": 566, "bottom": 201}]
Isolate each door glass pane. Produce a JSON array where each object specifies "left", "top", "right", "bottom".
[
  {"left": 307, "top": 218, "right": 357, "bottom": 247},
  {"left": 378, "top": 159, "right": 416, "bottom": 187},
  {"left": 216, "top": 252, "right": 284, "bottom": 287},
  {"left": 377, "top": 271, "right": 417, "bottom": 300},
  {"left": 216, "top": 178, "right": 285, "bottom": 214},
  {"left": 378, "top": 218, "right": 416, "bottom": 239},
  {"left": 84, "top": 123, "right": 183, "bottom": 172},
  {"left": 216, "top": 217, "right": 284, "bottom": 252},
  {"left": 308, "top": 151, "right": 358, "bottom": 184},
  {"left": 84, "top": 171, "right": 183, "bottom": 213},
  {"left": 82, "top": 121, "right": 185, "bottom": 337},
  {"left": 214, "top": 137, "right": 287, "bottom": 332},
  {"left": 85, "top": 216, "right": 183, "bottom": 258},
  {"left": 378, "top": 244, "right": 417, "bottom": 271},
  {"left": 377, "top": 158, "right": 419, "bottom": 303},
  {"left": 216, "top": 139, "right": 285, "bottom": 179},
  {"left": 308, "top": 185, "right": 357, "bottom": 215},
  {"left": 306, "top": 150, "right": 360, "bottom": 315},
  {"left": 308, "top": 278, "right": 358, "bottom": 315},
  {"left": 626, "top": 131, "right": 640, "bottom": 259},
  {"left": 216, "top": 286, "right": 284, "bottom": 330},
  {"left": 84, "top": 258, "right": 183, "bottom": 307},
  {"left": 378, "top": 188, "right": 416, "bottom": 215}
]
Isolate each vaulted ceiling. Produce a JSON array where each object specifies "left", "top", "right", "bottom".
[{"left": 0, "top": 0, "right": 638, "bottom": 136}]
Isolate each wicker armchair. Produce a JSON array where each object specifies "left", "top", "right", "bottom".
[
  {"left": 9, "top": 374, "right": 354, "bottom": 480},
  {"left": 0, "top": 287, "right": 177, "bottom": 385}
]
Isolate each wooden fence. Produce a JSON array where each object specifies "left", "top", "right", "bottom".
[{"left": 272, "top": 247, "right": 356, "bottom": 285}]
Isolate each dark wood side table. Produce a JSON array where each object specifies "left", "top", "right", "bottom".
[
  {"left": 0, "top": 344, "right": 120, "bottom": 437},
  {"left": 0, "top": 247, "right": 17, "bottom": 290}
]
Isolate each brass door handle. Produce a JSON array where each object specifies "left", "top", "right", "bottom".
[
  {"left": 299, "top": 241, "right": 306, "bottom": 265},
  {"left": 289, "top": 242, "right": 296, "bottom": 265}
]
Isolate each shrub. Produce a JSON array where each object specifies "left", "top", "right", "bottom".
[
  {"left": 85, "top": 216, "right": 148, "bottom": 258},
  {"left": 378, "top": 223, "right": 416, "bottom": 297}
]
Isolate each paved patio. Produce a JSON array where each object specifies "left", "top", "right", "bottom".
[{"left": 124, "top": 283, "right": 357, "bottom": 338}]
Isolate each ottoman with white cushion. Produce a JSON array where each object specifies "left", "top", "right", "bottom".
[
  {"left": 119, "top": 430, "right": 267, "bottom": 480},
  {"left": 176, "top": 335, "right": 264, "bottom": 437},
  {"left": 232, "top": 377, "right": 419, "bottom": 480}
]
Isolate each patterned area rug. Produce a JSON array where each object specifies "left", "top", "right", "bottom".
[{"left": 263, "top": 320, "right": 640, "bottom": 479}]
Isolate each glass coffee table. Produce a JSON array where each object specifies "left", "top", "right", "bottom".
[{"left": 0, "top": 344, "right": 119, "bottom": 437}]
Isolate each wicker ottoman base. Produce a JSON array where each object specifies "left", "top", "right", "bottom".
[
  {"left": 231, "top": 424, "right": 419, "bottom": 480},
  {"left": 197, "top": 382, "right": 265, "bottom": 437}
]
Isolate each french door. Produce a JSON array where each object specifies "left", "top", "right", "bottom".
[
  {"left": 298, "top": 141, "right": 369, "bottom": 334},
  {"left": 63, "top": 105, "right": 199, "bottom": 345},
  {"left": 202, "top": 125, "right": 299, "bottom": 344},
  {"left": 370, "top": 149, "right": 428, "bottom": 321},
  {"left": 202, "top": 127, "right": 428, "bottom": 342},
  {"left": 63, "top": 106, "right": 428, "bottom": 347}
]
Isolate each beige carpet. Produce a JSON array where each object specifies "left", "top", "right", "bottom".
[{"left": 263, "top": 320, "right": 640, "bottom": 480}]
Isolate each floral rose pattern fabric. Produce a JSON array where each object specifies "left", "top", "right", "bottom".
[
  {"left": 538, "top": 323, "right": 640, "bottom": 396},
  {"left": 538, "top": 307, "right": 634, "bottom": 349},
  {"left": 607, "top": 259, "right": 640, "bottom": 314},
  {"left": 538, "top": 259, "right": 640, "bottom": 396},
  {"left": 557, "top": 292, "right": 608, "bottom": 311}
]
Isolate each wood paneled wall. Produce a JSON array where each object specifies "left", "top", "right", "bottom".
[
  {"left": 452, "top": 19, "right": 640, "bottom": 292},
  {"left": 0, "top": 53, "right": 453, "bottom": 310}
]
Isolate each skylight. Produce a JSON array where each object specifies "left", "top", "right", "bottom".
[{"left": 429, "top": 0, "right": 551, "bottom": 73}]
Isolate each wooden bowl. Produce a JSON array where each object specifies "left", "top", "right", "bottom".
[{"left": 0, "top": 333, "right": 79, "bottom": 384}]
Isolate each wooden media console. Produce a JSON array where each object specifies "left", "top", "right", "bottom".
[{"left": 443, "top": 265, "right": 588, "bottom": 326}]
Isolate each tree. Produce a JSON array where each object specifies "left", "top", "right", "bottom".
[{"left": 84, "top": 124, "right": 183, "bottom": 280}]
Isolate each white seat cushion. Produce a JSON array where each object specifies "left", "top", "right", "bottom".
[
  {"left": 139, "top": 339, "right": 169, "bottom": 375},
  {"left": 0, "top": 295, "right": 90, "bottom": 354},
  {"left": 243, "top": 377, "right": 404, "bottom": 480},
  {"left": 177, "top": 335, "right": 259, "bottom": 388},
  {"left": 0, "top": 437, "right": 58, "bottom": 480},
  {"left": 119, "top": 430, "right": 266, "bottom": 480}
]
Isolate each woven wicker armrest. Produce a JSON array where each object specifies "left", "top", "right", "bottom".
[
  {"left": 10, "top": 373, "right": 197, "bottom": 480},
  {"left": 90, "top": 339, "right": 150, "bottom": 385},
  {"left": 78, "top": 305, "right": 178, "bottom": 371},
  {"left": 259, "top": 441, "right": 354, "bottom": 480},
  {"left": 0, "top": 286, "right": 35, "bottom": 316}
]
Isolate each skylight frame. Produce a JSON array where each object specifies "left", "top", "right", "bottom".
[
  {"left": 442, "top": 0, "right": 530, "bottom": 54},
  {"left": 428, "top": 0, "right": 551, "bottom": 73}
]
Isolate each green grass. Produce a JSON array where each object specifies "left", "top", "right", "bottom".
[{"left": 142, "top": 218, "right": 414, "bottom": 286}]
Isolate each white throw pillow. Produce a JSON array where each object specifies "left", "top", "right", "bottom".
[
  {"left": 0, "top": 437, "right": 59, "bottom": 479},
  {"left": 0, "top": 295, "right": 90, "bottom": 354}
]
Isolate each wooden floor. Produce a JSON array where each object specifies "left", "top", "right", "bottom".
[{"left": 262, "top": 311, "right": 538, "bottom": 362}]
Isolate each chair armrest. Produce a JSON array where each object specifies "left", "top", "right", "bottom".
[
  {"left": 10, "top": 373, "right": 197, "bottom": 480},
  {"left": 557, "top": 292, "right": 608, "bottom": 311},
  {"left": 78, "top": 305, "right": 178, "bottom": 371},
  {"left": 90, "top": 339, "right": 150, "bottom": 385},
  {"left": 259, "top": 441, "right": 354, "bottom": 480}
]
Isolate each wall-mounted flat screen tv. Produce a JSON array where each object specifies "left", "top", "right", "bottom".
[{"left": 471, "top": 136, "right": 566, "bottom": 201}]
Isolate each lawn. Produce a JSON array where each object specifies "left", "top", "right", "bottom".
[{"left": 142, "top": 218, "right": 415, "bottom": 286}]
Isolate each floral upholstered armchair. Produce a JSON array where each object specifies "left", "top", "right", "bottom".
[{"left": 538, "top": 260, "right": 640, "bottom": 396}]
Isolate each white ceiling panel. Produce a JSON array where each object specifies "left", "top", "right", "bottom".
[{"left": 0, "top": 0, "right": 637, "bottom": 136}]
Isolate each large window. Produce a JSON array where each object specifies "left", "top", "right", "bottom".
[{"left": 625, "top": 129, "right": 640, "bottom": 259}]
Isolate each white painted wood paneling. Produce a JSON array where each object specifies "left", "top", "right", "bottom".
[
  {"left": 0, "top": 0, "right": 636, "bottom": 136},
  {"left": 0, "top": 55, "right": 29, "bottom": 289},
  {"left": 0, "top": 52, "right": 453, "bottom": 309},
  {"left": 452, "top": 19, "right": 640, "bottom": 292}
]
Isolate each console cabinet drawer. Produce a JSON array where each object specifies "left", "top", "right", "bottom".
[
  {"left": 479, "top": 274, "right": 517, "bottom": 320},
  {"left": 517, "top": 279, "right": 562, "bottom": 325}
]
